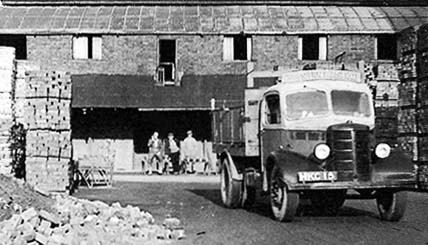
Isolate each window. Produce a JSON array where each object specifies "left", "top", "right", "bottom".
[
  {"left": 331, "top": 90, "right": 371, "bottom": 117},
  {"left": 223, "top": 35, "right": 252, "bottom": 61},
  {"left": 286, "top": 91, "right": 328, "bottom": 120},
  {"left": 298, "top": 35, "right": 327, "bottom": 61},
  {"left": 265, "top": 94, "right": 281, "bottom": 124},
  {"left": 72, "top": 35, "right": 102, "bottom": 60},
  {"left": 158, "top": 39, "right": 176, "bottom": 83},
  {"left": 376, "top": 35, "right": 397, "bottom": 60},
  {"left": 0, "top": 35, "right": 27, "bottom": 59}
]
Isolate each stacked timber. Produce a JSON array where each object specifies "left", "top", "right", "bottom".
[
  {"left": 24, "top": 71, "right": 72, "bottom": 192},
  {"left": 0, "top": 47, "right": 15, "bottom": 175}
]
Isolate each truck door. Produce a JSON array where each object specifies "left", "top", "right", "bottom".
[
  {"left": 260, "top": 92, "right": 284, "bottom": 164},
  {"left": 244, "top": 89, "right": 265, "bottom": 157}
]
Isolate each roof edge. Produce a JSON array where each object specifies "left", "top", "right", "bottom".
[{"left": 3, "top": 0, "right": 428, "bottom": 7}]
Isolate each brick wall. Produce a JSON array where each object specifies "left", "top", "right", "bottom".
[
  {"left": 27, "top": 34, "right": 376, "bottom": 76},
  {"left": 328, "top": 34, "right": 375, "bottom": 63},
  {"left": 252, "top": 35, "right": 299, "bottom": 71}
]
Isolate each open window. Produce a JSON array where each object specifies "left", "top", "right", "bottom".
[
  {"left": 376, "top": 34, "right": 397, "bottom": 60},
  {"left": 264, "top": 94, "right": 281, "bottom": 125},
  {"left": 72, "top": 35, "right": 102, "bottom": 60},
  {"left": 157, "top": 39, "right": 176, "bottom": 85},
  {"left": 223, "top": 35, "right": 252, "bottom": 61},
  {"left": 0, "top": 35, "right": 27, "bottom": 59},
  {"left": 298, "top": 35, "right": 327, "bottom": 61}
]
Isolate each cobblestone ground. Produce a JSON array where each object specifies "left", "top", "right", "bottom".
[{"left": 75, "top": 181, "right": 428, "bottom": 245}]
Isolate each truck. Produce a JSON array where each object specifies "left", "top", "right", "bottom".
[{"left": 212, "top": 69, "right": 418, "bottom": 222}]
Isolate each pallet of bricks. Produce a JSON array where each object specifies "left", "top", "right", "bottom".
[
  {"left": 24, "top": 70, "right": 72, "bottom": 192},
  {"left": 0, "top": 47, "right": 15, "bottom": 175},
  {"left": 397, "top": 24, "right": 428, "bottom": 191},
  {"left": 373, "top": 62, "right": 400, "bottom": 145}
]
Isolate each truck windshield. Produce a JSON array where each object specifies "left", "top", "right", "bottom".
[
  {"left": 286, "top": 91, "right": 328, "bottom": 120},
  {"left": 331, "top": 90, "right": 371, "bottom": 117}
]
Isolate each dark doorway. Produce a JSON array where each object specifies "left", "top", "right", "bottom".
[
  {"left": 0, "top": 35, "right": 27, "bottom": 59},
  {"left": 71, "top": 108, "right": 212, "bottom": 153}
]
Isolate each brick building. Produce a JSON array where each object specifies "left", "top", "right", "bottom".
[{"left": 0, "top": 0, "right": 427, "bottom": 171}]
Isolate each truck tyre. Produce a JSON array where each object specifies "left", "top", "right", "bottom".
[
  {"left": 220, "top": 157, "right": 242, "bottom": 208},
  {"left": 376, "top": 191, "right": 407, "bottom": 221},
  {"left": 241, "top": 185, "right": 256, "bottom": 208},
  {"left": 310, "top": 190, "right": 346, "bottom": 216},
  {"left": 270, "top": 166, "right": 299, "bottom": 222}
]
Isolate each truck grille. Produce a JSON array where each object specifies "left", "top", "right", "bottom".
[{"left": 327, "top": 124, "right": 371, "bottom": 181}]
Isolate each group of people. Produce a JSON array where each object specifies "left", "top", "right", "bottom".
[{"left": 146, "top": 130, "right": 198, "bottom": 175}]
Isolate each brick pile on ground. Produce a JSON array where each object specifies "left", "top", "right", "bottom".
[
  {"left": 0, "top": 176, "right": 185, "bottom": 244},
  {"left": 0, "top": 174, "right": 54, "bottom": 222}
]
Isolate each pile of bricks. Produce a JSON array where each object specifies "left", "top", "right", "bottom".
[
  {"left": 396, "top": 24, "right": 428, "bottom": 189},
  {"left": 24, "top": 71, "right": 72, "bottom": 192},
  {"left": 372, "top": 62, "right": 400, "bottom": 145},
  {"left": 0, "top": 47, "right": 15, "bottom": 175},
  {"left": 0, "top": 194, "right": 185, "bottom": 244}
]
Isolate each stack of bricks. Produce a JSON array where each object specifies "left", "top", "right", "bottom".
[
  {"left": 24, "top": 70, "right": 72, "bottom": 192},
  {"left": 14, "top": 61, "right": 40, "bottom": 125},
  {"left": 397, "top": 26, "right": 420, "bottom": 162},
  {"left": 372, "top": 62, "right": 400, "bottom": 145},
  {"left": 396, "top": 24, "right": 428, "bottom": 176},
  {"left": 416, "top": 25, "right": 428, "bottom": 168},
  {"left": 0, "top": 47, "right": 15, "bottom": 175}
]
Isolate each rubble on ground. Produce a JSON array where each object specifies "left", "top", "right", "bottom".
[
  {"left": 0, "top": 174, "right": 54, "bottom": 221},
  {"left": 0, "top": 175, "right": 185, "bottom": 244}
]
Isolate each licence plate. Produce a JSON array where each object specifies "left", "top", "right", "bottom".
[{"left": 297, "top": 171, "right": 338, "bottom": 182}]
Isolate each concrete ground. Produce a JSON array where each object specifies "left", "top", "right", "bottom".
[{"left": 74, "top": 179, "right": 428, "bottom": 245}]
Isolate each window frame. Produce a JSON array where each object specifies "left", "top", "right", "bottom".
[
  {"left": 298, "top": 35, "right": 328, "bottom": 61},
  {"left": 375, "top": 34, "right": 398, "bottom": 61},
  {"left": 72, "top": 35, "right": 102, "bottom": 60},
  {"left": 223, "top": 35, "right": 252, "bottom": 62},
  {"left": 157, "top": 38, "right": 177, "bottom": 84},
  {"left": 263, "top": 92, "right": 282, "bottom": 125}
]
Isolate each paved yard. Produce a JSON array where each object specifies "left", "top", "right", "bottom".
[{"left": 74, "top": 180, "right": 428, "bottom": 245}]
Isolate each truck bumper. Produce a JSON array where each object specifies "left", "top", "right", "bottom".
[{"left": 287, "top": 173, "right": 417, "bottom": 191}]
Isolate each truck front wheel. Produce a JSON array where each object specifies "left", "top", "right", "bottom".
[
  {"left": 376, "top": 191, "right": 407, "bottom": 221},
  {"left": 270, "top": 166, "right": 299, "bottom": 222},
  {"left": 220, "top": 157, "right": 242, "bottom": 208}
]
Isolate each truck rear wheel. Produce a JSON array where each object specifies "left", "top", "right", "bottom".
[
  {"left": 220, "top": 157, "right": 242, "bottom": 208},
  {"left": 270, "top": 166, "right": 299, "bottom": 222},
  {"left": 376, "top": 191, "right": 407, "bottom": 221}
]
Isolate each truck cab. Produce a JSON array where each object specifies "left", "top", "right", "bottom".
[{"left": 216, "top": 70, "right": 417, "bottom": 222}]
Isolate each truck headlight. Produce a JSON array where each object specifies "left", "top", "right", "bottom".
[
  {"left": 314, "top": 144, "right": 330, "bottom": 160},
  {"left": 375, "top": 143, "right": 391, "bottom": 159}
]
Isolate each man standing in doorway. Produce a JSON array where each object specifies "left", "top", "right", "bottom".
[
  {"left": 181, "top": 130, "right": 198, "bottom": 173},
  {"left": 165, "top": 132, "right": 180, "bottom": 175},
  {"left": 147, "top": 131, "right": 162, "bottom": 175}
]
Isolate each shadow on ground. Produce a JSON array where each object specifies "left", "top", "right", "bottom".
[{"left": 187, "top": 188, "right": 378, "bottom": 220}]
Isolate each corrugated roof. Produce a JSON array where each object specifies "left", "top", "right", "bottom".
[
  {"left": 3, "top": 0, "right": 428, "bottom": 6},
  {"left": 0, "top": 6, "right": 427, "bottom": 34},
  {"left": 71, "top": 74, "right": 246, "bottom": 108}
]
